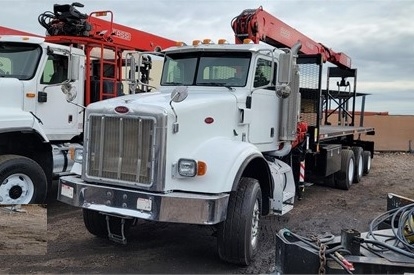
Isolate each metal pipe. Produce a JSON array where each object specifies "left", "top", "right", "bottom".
[{"left": 267, "top": 142, "right": 292, "bottom": 157}]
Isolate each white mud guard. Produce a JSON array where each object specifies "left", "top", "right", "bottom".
[{"left": 268, "top": 159, "right": 296, "bottom": 215}]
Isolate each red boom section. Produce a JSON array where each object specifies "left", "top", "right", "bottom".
[
  {"left": 231, "top": 6, "right": 352, "bottom": 69},
  {"left": 43, "top": 10, "right": 176, "bottom": 105},
  {"left": 44, "top": 11, "right": 176, "bottom": 52},
  {"left": 87, "top": 11, "right": 176, "bottom": 52}
]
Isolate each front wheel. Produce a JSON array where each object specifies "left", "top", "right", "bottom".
[
  {"left": 217, "top": 177, "right": 262, "bottom": 266},
  {"left": 0, "top": 155, "right": 47, "bottom": 204}
]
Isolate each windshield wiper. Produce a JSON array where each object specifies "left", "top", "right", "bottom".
[
  {"left": 197, "top": 82, "right": 233, "bottom": 91},
  {"left": 163, "top": 82, "right": 185, "bottom": 86}
]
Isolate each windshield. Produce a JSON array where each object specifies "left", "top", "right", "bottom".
[
  {"left": 0, "top": 42, "right": 42, "bottom": 80},
  {"left": 161, "top": 51, "right": 251, "bottom": 87}
]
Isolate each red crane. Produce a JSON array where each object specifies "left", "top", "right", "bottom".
[
  {"left": 231, "top": 6, "right": 352, "bottom": 69},
  {"left": 38, "top": 3, "right": 177, "bottom": 105},
  {"left": 44, "top": 10, "right": 176, "bottom": 52}
]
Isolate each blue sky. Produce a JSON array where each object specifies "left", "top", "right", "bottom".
[{"left": 1, "top": 0, "right": 413, "bottom": 115}]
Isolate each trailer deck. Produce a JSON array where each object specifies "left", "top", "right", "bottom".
[{"left": 319, "top": 125, "right": 375, "bottom": 140}]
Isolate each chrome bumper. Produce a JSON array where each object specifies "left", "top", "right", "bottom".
[{"left": 58, "top": 176, "right": 229, "bottom": 225}]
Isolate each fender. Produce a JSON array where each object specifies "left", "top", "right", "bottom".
[
  {"left": 0, "top": 78, "right": 49, "bottom": 142},
  {"left": 187, "top": 136, "right": 272, "bottom": 194},
  {"left": 0, "top": 110, "right": 49, "bottom": 143}
]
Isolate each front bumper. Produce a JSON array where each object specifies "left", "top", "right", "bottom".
[{"left": 58, "top": 175, "right": 229, "bottom": 225}]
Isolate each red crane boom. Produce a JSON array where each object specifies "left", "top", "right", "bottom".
[
  {"left": 38, "top": 5, "right": 177, "bottom": 105},
  {"left": 231, "top": 6, "right": 352, "bottom": 69},
  {"left": 86, "top": 11, "right": 176, "bottom": 52}
]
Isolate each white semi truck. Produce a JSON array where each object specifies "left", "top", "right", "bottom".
[
  {"left": 0, "top": 3, "right": 175, "bottom": 204},
  {"left": 57, "top": 7, "right": 375, "bottom": 265}
]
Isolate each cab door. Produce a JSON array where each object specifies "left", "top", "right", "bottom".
[
  {"left": 248, "top": 58, "right": 281, "bottom": 151},
  {"left": 35, "top": 52, "right": 84, "bottom": 141}
]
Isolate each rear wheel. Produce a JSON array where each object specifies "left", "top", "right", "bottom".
[
  {"left": 0, "top": 155, "right": 47, "bottom": 204},
  {"left": 362, "top": 150, "right": 372, "bottom": 175},
  {"left": 335, "top": 149, "right": 355, "bottom": 190},
  {"left": 351, "top": 147, "right": 363, "bottom": 183},
  {"left": 217, "top": 177, "right": 262, "bottom": 266}
]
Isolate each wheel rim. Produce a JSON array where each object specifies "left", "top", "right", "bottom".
[
  {"left": 348, "top": 158, "right": 355, "bottom": 184},
  {"left": 251, "top": 198, "right": 260, "bottom": 248},
  {"left": 366, "top": 155, "right": 371, "bottom": 172},
  {"left": 0, "top": 173, "right": 34, "bottom": 204},
  {"left": 357, "top": 155, "right": 363, "bottom": 177}
]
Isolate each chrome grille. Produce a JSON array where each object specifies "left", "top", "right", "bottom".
[{"left": 86, "top": 115, "right": 155, "bottom": 185}]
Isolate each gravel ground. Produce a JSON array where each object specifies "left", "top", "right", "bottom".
[{"left": 0, "top": 205, "right": 47, "bottom": 256}]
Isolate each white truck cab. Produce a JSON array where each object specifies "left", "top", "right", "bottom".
[
  {"left": 58, "top": 40, "right": 301, "bottom": 265},
  {"left": 0, "top": 2, "right": 178, "bottom": 205},
  {"left": 0, "top": 35, "right": 85, "bottom": 204}
]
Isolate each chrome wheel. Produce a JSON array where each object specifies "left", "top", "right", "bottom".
[
  {"left": 251, "top": 198, "right": 260, "bottom": 248},
  {"left": 348, "top": 157, "right": 355, "bottom": 184},
  {"left": 1, "top": 173, "right": 34, "bottom": 204}
]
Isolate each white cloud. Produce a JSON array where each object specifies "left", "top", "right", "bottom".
[{"left": 360, "top": 81, "right": 414, "bottom": 93}]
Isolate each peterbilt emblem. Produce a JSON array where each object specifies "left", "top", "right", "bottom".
[
  {"left": 204, "top": 117, "right": 214, "bottom": 124},
  {"left": 115, "top": 106, "right": 129, "bottom": 114}
]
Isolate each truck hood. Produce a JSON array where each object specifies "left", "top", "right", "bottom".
[
  {"left": 0, "top": 78, "right": 24, "bottom": 109},
  {"left": 86, "top": 87, "right": 238, "bottom": 119},
  {"left": 0, "top": 78, "right": 41, "bottom": 134}
]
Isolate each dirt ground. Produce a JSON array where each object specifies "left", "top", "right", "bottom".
[
  {"left": 0, "top": 152, "right": 413, "bottom": 274},
  {"left": 0, "top": 205, "right": 47, "bottom": 256}
]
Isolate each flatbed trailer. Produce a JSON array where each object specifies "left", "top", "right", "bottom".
[
  {"left": 232, "top": 6, "right": 376, "bottom": 192},
  {"left": 319, "top": 126, "right": 375, "bottom": 141},
  {"left": 289, "top": 55, "right": 375, "bottom": 192}
]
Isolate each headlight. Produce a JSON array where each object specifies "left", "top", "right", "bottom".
[
  {"left": 178, "top": 158, "right": 197, "bottom": 177},
  {"left": 174, "top": 158, "right": 207, "bottom": 178},
  {"left": 73, "top": 148, "right": 83, "bottom": 163}
]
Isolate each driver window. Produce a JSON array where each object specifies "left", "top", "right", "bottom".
[
  {"left": 41, "top": 55, "right": 68, "bottom": 84},
  {"left": 254, "top": 58, "right": 272, "bottom": 88}
]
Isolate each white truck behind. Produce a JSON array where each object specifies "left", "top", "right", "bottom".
[{"left": 0, "top": 2, "right": 175, "bottom": 204}]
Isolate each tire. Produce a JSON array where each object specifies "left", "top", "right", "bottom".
[
  {"left": 351, "top": 147, "right": 363, "bottom": 183},
  {"left": 217, "top": 177, "right": 262, "bottom": 266},
  {"left": 323, "top": 174, "right": 336, "bottom": 187},
  {"left": 0, "top": 155, "right": 47, "bottom": 204},
  {"left": 362, "top": 150, "right": 372, "bottom": 175},
  {"left": 335, "top": 149, "right": 355, "bottom": 190},
  {"left": 83, "top": 209, "right": 134, "bottom": 238}
]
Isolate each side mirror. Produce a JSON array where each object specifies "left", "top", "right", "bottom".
[
  {"left": 61, "top": 83, "right": 77, "bottom": 102},
  {"left": 170, "top": 86, "right": 188, "bottom": 103},
  {"left": 69, "top": 55, "right": 80, "bottom": 81},
  {"left": 125, "top": 53, "right": 138, "bottom": 93},
  {"left": 278, "top": 53, "right": 291, "bottom": 84},
  {"left": 277, "top": 42, "right": 302, "bottom": 84},
  {"left": 169, "top": 86, "right": 188, "bottom": 134},
  {"left": 276, "top": 42, "right": 302, "bottom": 98}
]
